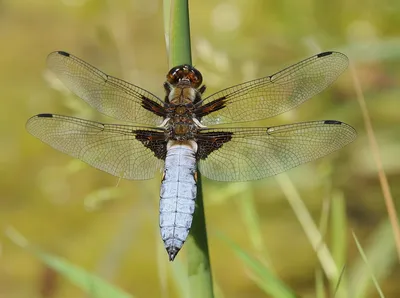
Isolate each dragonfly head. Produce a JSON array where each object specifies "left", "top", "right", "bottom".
[{"left": 166, "top": 64, "right": 203, "bottom": 88}]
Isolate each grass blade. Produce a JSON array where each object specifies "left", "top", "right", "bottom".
[
  {"left": 276, "top": 173, "right": 338, "bottom": 281},
  {"left": 221, "top": 233, "right": 297, "bottom": 298},
  {"left": 6, "top": 227, "right": 133, "bottom": 298},
  {"left": 350, "top": 63, "right": 400, "bottom": 261},
  {"left": 351, "top": 231, "right": 386, "bottom": 298},
  {"left": 348, "top": 220, "right": 396, "bottom": 298},
  {"left": 315, "top": 269, "right": 326, "bottom": 298}
]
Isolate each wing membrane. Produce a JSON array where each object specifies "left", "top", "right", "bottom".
[
  {"left": 197, "top": 120, "right": 356, "bottom": 181},
  {"left": 26, "top": 114, "right": 166, "bottom": 180},
  {"left": 200, "top": 51, "right": 349, "bottom": 125},
  {"left": 47, "top": 51, "right": 164, "bottom": 125}
]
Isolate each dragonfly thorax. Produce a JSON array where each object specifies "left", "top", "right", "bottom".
[
  {"left": 165, "top": 107, "right": 199, "bottom": 140},
  {"left": 168, "top": 85, "right": 198, "bottom": 105},
  {"left": 163, "top": 83, "right": 202, "bottom": 141}
]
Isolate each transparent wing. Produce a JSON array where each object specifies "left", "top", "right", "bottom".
[
  {"left": 26, "top": 114, "right": 166, "bottom": 180},
  {"left": 199, "top": 51, "right": 349, "bottom": 125},
  {"left": 197, "top": 120, "right": 356, "bottom": 181},
  {"left": 47, "top": 51, "right": 165, "bottom": 125}
]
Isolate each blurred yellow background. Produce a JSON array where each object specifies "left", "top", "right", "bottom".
[{"left": 1, "top": 0, "right": 399, "bottom": 297}]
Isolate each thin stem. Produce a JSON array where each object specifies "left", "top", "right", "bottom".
[
  {"left": 163, "top": 0, "right": 214, "bottom": 296},
  {"left": 166, "top": 0, "right": 192, "bottom": 67},
  {"left": 350, "top": 63, "right": 400, "bottom": 262}
]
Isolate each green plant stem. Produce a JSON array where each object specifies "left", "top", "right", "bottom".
[
  {"left": 165, "top": 0, "right": 192, "bottom": 66},
  {"left": 187, "top": 174, "right": 214, "bottom": 297},
  {"left": 164, "top": 0, "right": 214, "bottom": 297}
]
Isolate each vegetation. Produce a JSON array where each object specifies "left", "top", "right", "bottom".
[{"left": 2, "top": 0, "right": 400, "bottom": 297}]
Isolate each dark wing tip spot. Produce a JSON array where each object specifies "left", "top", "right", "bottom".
[
  {"left": 57, "top": 51, "right": 70, "bottom": 57},
  {"left": 324, "top": 120, "right": 342, "bottom": 125},
  {"left": 37, "top": 113, "right": 54, "bottom": 118},
  {"left": 317, "top": 51, "right": 333, "bottom": 58}
]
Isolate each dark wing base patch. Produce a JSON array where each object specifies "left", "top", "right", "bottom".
[
  {"left": 194, "top": 96, "right": 227, "bottom": 118},
  {"left": 196, "top": 131, "right": 233, "bottom": 160},
  {"left": 134, "top": 130, "right": 167, "bottom": 160},
  {"left": 141, "top": 96, "right": 167, "bottom": 117}
]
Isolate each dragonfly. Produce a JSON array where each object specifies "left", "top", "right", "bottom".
[{"left": 26, "top": 50, "right": 357, "bottom": 261}]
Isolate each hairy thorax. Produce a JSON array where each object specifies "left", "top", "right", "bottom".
[{"left": 165, "top": 85, "right": 201, "bottom": 141}]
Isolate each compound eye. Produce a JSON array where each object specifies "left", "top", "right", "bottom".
[
  {"left": 187, "top": 68, "right": 203, "bottom": 88},
  {"left": 166, "top": 65, "right": 203, "bottom": 88},
  {"left": 166, "top": 66, "right": 181, "bottom": 85}
]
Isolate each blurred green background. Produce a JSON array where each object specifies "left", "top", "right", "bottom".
[{"left": 1, "top": 0, "right": 400, "bottom": 297}]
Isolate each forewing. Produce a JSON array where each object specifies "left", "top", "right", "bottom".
[
  {"left": 197, "top": 120, "right": 356, "bottom": 181},
  {"left": 47, "top": 51, "right": 165, "bottom": 125},
  {"left": 26, "top": 114, "right": 166, "bottom": 180},
  {"left": 199, "top": 52, "right": 349, "bottom": 125}
]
